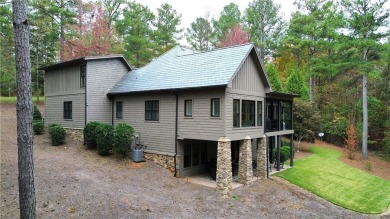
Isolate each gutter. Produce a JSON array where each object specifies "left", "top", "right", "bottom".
[{"left": 174, "top": 92, "right": 178, "bottom": 177}]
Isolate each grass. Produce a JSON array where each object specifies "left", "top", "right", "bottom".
[
  {"left": 274, "top": 146, "right": 390, "bottom": 214},
  {"left": 0, "top": 96, "right": 44, "bottom": 103}
]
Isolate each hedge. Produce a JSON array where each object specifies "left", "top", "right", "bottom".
[
  {"left": 95, "top": 123, "right": 114, "bottom": 156},
  {"left": 113, "top": 123, "right": 134, "bottom": 156}
]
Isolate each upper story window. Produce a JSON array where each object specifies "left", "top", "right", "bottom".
[
  {"left": 184, "top": 100, "right": 193, "bottom": 117},
  {"left": 80, "top": 65, "right": 86, "bottom": 88},
  {"left": 116, "top": 101, "right": 123, "bottom": 119},
  {"left": 242, "top": 100, "right": 255, "bottom": 127},
  {"left": 63, "top": 101, "right": 72, "bottom": 120},
  {"left": 233, "top": 99, "right": 240, "bottom": 127},
  {"left": 145, "top": 100, "right": 159, "bottom": 121},
  {"left": 257, "top": 101, "right": 263, "bottom": 126},
  {"left": 210, "top": 98, "right": 220, "bottom": 117}
]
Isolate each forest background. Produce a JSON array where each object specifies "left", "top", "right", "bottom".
[{"left": 0, "top": 0, "right": 389, "bottom": 158}]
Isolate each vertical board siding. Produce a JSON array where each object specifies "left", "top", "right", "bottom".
[
  {"left": 225, "top": 53, "right": 267, "bottom": 141},
  {"left": 231, "top": 54, "right": 265, "bottom": 95},
  {"left": 178, "top": 89, "right": 225, "bottom": 141},
  {"left": 44, "top": 65, "right": 85, "bottom": 96},
  {"left": 87, "top": 59, "right": 129, "bottom": 124},
  {"left": 114, "top": 93, "right": 176, "bottom": 154},
  {"left": 44, "top": 94, "right": 85, "bottom": 129}
]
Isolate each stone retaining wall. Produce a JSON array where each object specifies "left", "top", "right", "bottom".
[{"left": 143, "top": 152, "right": 179, "bottom": 176}]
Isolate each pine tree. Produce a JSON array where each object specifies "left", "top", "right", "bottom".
[
  {"left": 265, "top": 64, "right": 282, "bottom": 91},
  {"left": 286, "top": 67, "right": 309, "bottom": 100},
  {"left": 212, "top": 3, "right": 242, "bottom": 46},
  {"left": 186, "top": 17, "right": 213, "bottom": 51}
]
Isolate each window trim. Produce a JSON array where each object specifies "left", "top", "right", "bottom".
[
  {"left": 210, "top": 98, "right": 220, "bottom": 117},
  {"left": 116, "top": 101, "right": 123, "bottom": 119},
  {"left": 145, "top": 100, "right": 159, "bottom": 121},
  {"left": 184, "top": 99, "right": 193, "bottom": 117},
  {"left": 63, "top": 101, "right": 72, "bottom": 120},
  {"left": 80, "top": 65, "right": 86, "bottom": 88}
]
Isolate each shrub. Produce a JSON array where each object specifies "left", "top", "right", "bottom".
[
  {"left": 95, "top": 123, "right": 114, "bottom": 156},
  {"left": 33, "top": 121, "right": 44, "bottom": 135},
  {"left": 273, "top": 146, "right": 292, "bottom": 163},
  {"left": 33, "top": 105, "right": 42, "bottom": 121},
  {"left": 113, "top": 123, "right": 134, "bottom": 156},
  {"left": 344, "top": 124, "right": 357, "bottom": 160},
  {"left": 48, "top": 123, "right": 66, "bottom": 146},
  {"left": 84, "top": 121, "right": 102, "bottom": 149}
]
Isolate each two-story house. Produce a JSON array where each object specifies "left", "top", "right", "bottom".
[{"left": 41, "top": 43, "right": 297, "bottom": 195}]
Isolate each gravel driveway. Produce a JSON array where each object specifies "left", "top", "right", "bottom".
[{"left": 0, "top": 104, "right": 377, "bottom": 218}]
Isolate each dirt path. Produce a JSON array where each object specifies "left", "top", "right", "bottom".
[{"left": 0, "top": 104, "right": 377, "bottom": 218}]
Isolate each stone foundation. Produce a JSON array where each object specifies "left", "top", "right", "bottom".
[
  {"left": 216, "top": 137, "right": 232, "bottom": 197},
  {"left": 257, "top": 137, "right": 267, "bottom": 179},
  {"left": 66, "top": 129, "right": 84, "bottom": 142},
  {"left": 238, "top": 136, "right": 253, "bottom": 185},
  {"left": 143, "top": 152, "right": 179, "bottom": 176}
]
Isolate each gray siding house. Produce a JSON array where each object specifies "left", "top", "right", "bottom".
[{"left": 42, "top": 44, "right": 296, "bottom": 195}]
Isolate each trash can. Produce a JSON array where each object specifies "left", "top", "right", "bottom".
[{"left": 132, "top": 149, "right": 144, "bottom": 162}]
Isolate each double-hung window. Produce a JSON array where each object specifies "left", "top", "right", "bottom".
[
  {"left": 80, "top": 65, "right": 86, "bottom": 88},
  {"left": 116, "top": 101, "right": 123, "bottom": 119},
  {"left": 211, "top": 98, "right": 220, "bottom": 117},
  {"left": 233, "top": 99, "right": 240, "bottom": 127},
  {"left": 63, "top": 101, "right": 72, "bottom": 120},
  {"left": 145, "top": 100, "right": 159, "bottom": 121},
  {"left": 184, "top": 100, "right": 192, "bottom": 117}
]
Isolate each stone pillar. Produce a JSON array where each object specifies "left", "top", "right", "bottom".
[
  {"left": 257, "top": 136, "right": 267, "bottom": 179},
  {"left": 238, "top": 136, "right": 253, "bottom": 185},
  {"left": 216, "top": 137, "right": 232, "bottom": 196}
]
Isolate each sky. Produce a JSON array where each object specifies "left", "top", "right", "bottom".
[{"left": 135, "top": 0, "right": 296, "bottom": 44}]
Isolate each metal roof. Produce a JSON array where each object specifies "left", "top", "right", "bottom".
[
  {"left": 109, "top": 43, "right": 262, "bottom": 94},
  {"left": 39, "top": 55, "right": 132, "bottom": 71}
]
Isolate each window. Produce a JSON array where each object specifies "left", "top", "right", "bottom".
[
  {"left": 80, "top": 65, "right": 86, "bottom": 88},
  {"left": 116, "top": 101, "right": 123, "bottom": 119},
  {"left": 63, "top": 101, "right": 72, "bottom": 120},
  {"left": 184, "top": 143, "right": 208, "bottom": 168},
  {"left": 233, "top": 99, "right": 240, "bottom": 127},
  {"left": 145, "top": 100, "right": 159, "bottom": 121},
  {"left": 242, "top": 100, "right": 255, "bottom": 127},
  {"left": 184, "top": 100, "right": 192, "bottom": 117},
  {"left": 211, "top": 98, "right": 220, "bottom": 117},
  {"left": 257, "top": 101, "right": 263, "bottom": 126}
]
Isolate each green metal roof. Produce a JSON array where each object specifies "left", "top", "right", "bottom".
[{"left": 109, "top": 43, "right": 259, "bottom": 94}]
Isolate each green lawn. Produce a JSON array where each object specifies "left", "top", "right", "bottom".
[
  {"left": 0, "top": 96, "right": 44, "bottom": 103},
  {"left": 274, "top": 146, "right": 390, "bottom": 214}
]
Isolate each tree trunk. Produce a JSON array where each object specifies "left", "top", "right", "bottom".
[
  {"left": 12, "top": 0, "right": 36, "bottom": 218},
  {"left": 362, "top": 74, "right": 368, "bottom": 159},
  {"left": 362, "top": 48, "right": 368, "bottom": 160}
]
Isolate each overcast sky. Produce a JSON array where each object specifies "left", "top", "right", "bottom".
[{"left": 134, "top": 0, "right": 296, "bottom": 44}]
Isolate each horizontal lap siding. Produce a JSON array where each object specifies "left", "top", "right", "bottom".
[
  {"left": 44, "top": 64, "right": 86, "bottom": 129},
  {"left": 114, "top": 93, "right": 176, "bottom": 154},
  {"left": 178, "top": 89, "right": 225, "bottom": 141},
  {"left": 44, "top": 93, "right": 85, "bottom": 129},
  {"left": 87, "top": 59, "right": 129, "bottom": 124}
]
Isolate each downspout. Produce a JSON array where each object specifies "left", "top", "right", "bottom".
[
  {"left": 265, "top": 133, "right": 269, "bottom": 179},
  {"left": 174, "top": 92, "right": 178, "bottom": 177},
  {"left": 111, "top": 96, "right": 115, "bottom": 126},
  {"left": 84, "top": 62, "right": 88, "bottom": 146}
]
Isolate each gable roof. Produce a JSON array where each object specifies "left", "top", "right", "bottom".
[
  {"left": 39, "top": 55, "right": 131, "bottom": 71},
  {"left": 109, "top": 43, "right": 270, "bottom": 95}
]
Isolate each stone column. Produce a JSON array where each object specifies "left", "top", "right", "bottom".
[
  {"left": 216, "top": 136, "right": 232, "bottom": 196},
  {"left": 238, "top": 136, "right": 253, "bottom": 185},
  {"left": 257, "top": 136, "right": 267, "bottom": 179}
]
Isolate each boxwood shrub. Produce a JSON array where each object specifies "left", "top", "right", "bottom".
[
  {"left": 33, "top": 105, "right": 42, "bottom": 121},
  {"left": 113, "top": 123, "right": 134, "bottom": 156},
  {"left": 96, "top": 123, "right": 114, "bottom": 156},
  {"left": 48, "top": 123, "right": 66, "bottom": 146},
  {"left": 33, "top": 121, "right": 44, "bottom": 135},
  {"left": 273, "top": 146, "right": 292, "bottom": 163},
  {"left": 84, "top": 121, "right": 102, "bottom": 149}
]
